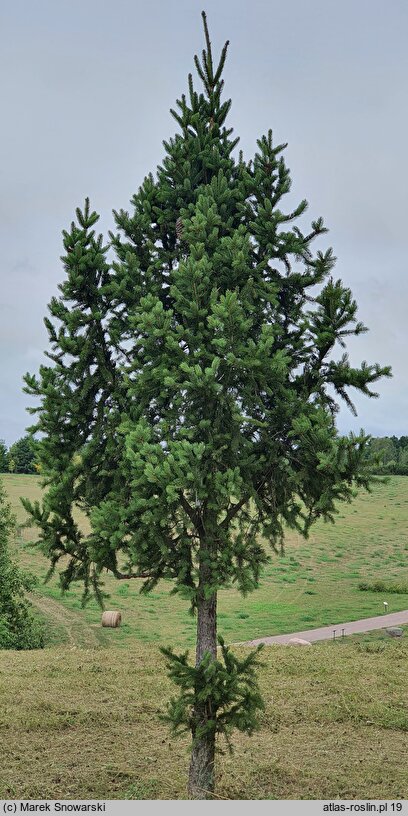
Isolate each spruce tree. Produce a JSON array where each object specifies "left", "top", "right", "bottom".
[{"left": 24, "top": 13, "right": 390, "bottom": 797}]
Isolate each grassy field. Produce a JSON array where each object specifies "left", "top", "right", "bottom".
[
  {"left": 3, "top": 474, "right": 408, "bottom": 649},
  {"left": 2, "top": 474, "right": 408, "bottom": 800},
  {"left": 2, "top": 635, "right": 408, "bottom": 800}
]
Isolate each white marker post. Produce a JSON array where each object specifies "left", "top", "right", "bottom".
[{"left": 383, "top": 601, "right": 388, "bottom": 613}]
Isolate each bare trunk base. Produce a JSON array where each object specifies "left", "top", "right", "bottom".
[
  {"left": 188, "top": 569, "right": 217, "bottom": 798},
  {"left": 188, "top": 733, "right": 215, "bottom": 799}
]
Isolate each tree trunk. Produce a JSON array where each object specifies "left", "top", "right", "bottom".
[{"left": 187, "top": 581, "right": 217, "bottom": 799}]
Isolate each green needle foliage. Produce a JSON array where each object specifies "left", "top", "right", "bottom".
[
  {"left": 0, "top": 481, "right": 44, "bottom": 650},
  {"left": 23, "top": 11, "right": 390, "bottom": 795},
  {"left": 161, "top": 637, "right": 264, "bottom": 751}
]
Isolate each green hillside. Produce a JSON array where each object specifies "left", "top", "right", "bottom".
[{"left": 3, "top": 474, "right": 408, "bottom": 648}]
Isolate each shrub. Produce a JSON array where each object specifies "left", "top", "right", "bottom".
[
  {"left": 358, "top": 580, "right": 408, "bottom": 595},
  {"left": 0, "top": 480, "right": 45, "bottom": 650}
]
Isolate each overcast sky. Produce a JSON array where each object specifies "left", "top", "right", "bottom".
[{"left": 1, "top": 0, "right": 407, "bottom": 446}]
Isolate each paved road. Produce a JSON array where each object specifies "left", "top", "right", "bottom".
[{"left": 241, "top": 609, "right": 408, "bottom": 646}]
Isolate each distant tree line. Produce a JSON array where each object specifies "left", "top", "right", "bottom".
[
  {"left": 364, "top": 436, "right": 408, "bottom": 475},
  {"left": 0, "top": 434, "right": 407, "bottom": 476},
  {"left": 0, "top": 436, "right": 38, "bottom": 474}
]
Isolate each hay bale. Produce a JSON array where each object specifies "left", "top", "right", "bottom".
[{"left": 101, "top": 610, "right": 122, "bottom": 628}]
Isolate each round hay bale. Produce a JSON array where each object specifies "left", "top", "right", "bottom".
[{"left": 101, "top": 610, "right": 122, "bottom": 628}]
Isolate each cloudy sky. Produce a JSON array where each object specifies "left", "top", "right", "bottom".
[{"left": 1, "top": 0, "right": 407, "bottom": 446}]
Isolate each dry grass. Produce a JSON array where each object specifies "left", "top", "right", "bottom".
[{"left": 2, "top": 637, "right": 408, "bottom": 800}]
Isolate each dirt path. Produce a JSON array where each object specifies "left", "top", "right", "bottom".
[
  {"left": 28, "top": 592, "right": 102, "bottom": 649},
  {"left": 241, "top": 609, "right": 408, "bottom": 646}
]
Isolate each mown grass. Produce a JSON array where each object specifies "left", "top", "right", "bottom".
[
  {"left": 1, "top": 637, "right": 408, "bottom": 800},
  {"left": 3, "top": 474, "right": 408, "bottom": 649},
  {"left": 2, "top": 474, "right": 408, "bottom": 800}
]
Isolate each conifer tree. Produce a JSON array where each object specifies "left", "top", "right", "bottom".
[{"left": 24, "top": 13, "right": 390, "bottom": 797}]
